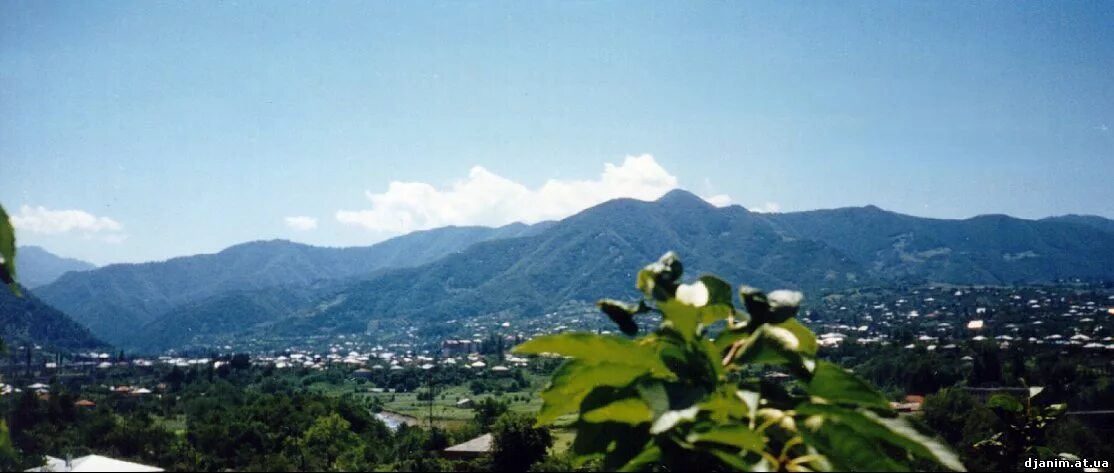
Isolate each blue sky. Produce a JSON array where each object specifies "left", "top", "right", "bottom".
[{"left": 2, "top": 1, "right": 1111, "bottom": 265}]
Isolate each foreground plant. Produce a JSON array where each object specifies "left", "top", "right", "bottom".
[
  {"left": 974, "top": 385, "right": 1074, "bottom": 469},
  {"left": 0, "top": 205, "right": 19, "bottom": 470},
  {"left": 514, "top": 252, "right": 964, "bottom": 471}
]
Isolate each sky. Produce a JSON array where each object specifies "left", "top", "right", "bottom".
[{"left": 1, "top": 1, "right": 1112, "bottom": 265}]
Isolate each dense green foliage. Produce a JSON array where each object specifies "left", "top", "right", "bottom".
[
  {"left": 516, "top": 252, "right": 965, "bottom": 471},
  {"left": 0, "top": 204, "right": 17, "bottom": 296},
  {"left": 492, "top": 412, "right": 553, "bottom": 472},
  {"left": 975, "top": 388, "right": 1071, "bottom": 468},
  {"left": 1, "top": 203, "right": 21, "bottom": 469},
  {"left": 829, "top": 340, "right": 1114, "bottom": 413},
  {"left": 0, "top": 284, "right": 106, "bottom": 351},
  {"left": 921, "top": 388, "right": 1114, "bottom": 471},
  {"left": 1, "top": 363, "right": 550, "bottom": 472},
  {"left": 3, "top": 368, "right": 391, "bottom": 470}
]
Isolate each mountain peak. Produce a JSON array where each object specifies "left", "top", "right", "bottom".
[
  {"left": 15, "top": 245, "right": 97, "bottom": 288},
  {"left": 656, "top": 189, "right": 713, "bottom": 208}
]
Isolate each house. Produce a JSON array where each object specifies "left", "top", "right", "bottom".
[
  {"left": 26, "top": 454, "right": 163, "bottom": 472},
  {"left": 74, "top": 400, "right": 96, "bottom": 408},
  {"left": 890, "top": 395, "right": 926, "bottom": 413},
  {"left": 442, "top": 433, "right": 493, "bottom": 460}
]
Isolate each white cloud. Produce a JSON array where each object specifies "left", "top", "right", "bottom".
[
  {"left": 337, "top": 154, "right": 727, "bottom": 234},
  {"left": 751, "top": 202, "right": 782, "bottom": 213},
  {"left": 284, "top": 216, "right": 318, "bottom": 231},
  {"left": 11, "top": 206, "right": 125, "bottom": 242},
  {"left": 704, "top": 194, "right": 732, "bottom": 208}
]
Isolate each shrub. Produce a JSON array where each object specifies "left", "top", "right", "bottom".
[{"left": 514, "top": 252, "right": 965, "bottom": 471}]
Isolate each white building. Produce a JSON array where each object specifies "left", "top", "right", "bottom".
[{"left": 27, "top": 455, "right": 163, "bottom": 472}]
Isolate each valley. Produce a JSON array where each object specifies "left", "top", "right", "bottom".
[{"left": 18, "top": 190, "right": 1114, "bottom": 355}]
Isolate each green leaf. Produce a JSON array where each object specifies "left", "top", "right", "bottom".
[
  {"left": 707, "top": 448, "right": 756, "bottom": 470},
  {"left": 687, "top": 425, "right": 766, "bottom": 453},
  {"left": 536, "top": 360, "right": 652, "bottom": 424},
  {"left": 775, "top": 318, "right": 817, "bottom": 356},
  {"left": 713, "top": 324, "right": 750, "bottom": 355},
  {"left": 1043, "top": 403, "right": 1067, "bottom": 418},
  {"left": 656, "top": 300, "right": 701, "bottom": 342},
  {"left": 583, "top": 398, "right": 653, "bottom": 425},
  {"left": 798, "top": 404, "right": 966, "bottom": 472},
  {"left": 0, "top": 420, "right": 19, "bottom": 465},
  {"left": 649, "top": 406, "right": 699, "bottom": 434},
  {"left": 513, "top": 333, "right": 671, "bottom": 376},
  {"left": 635, "top": 380, "right": 670, "bottom": 417},
  {"left": 798, "top": 420, "right": 909, "bottom": 472},
  {"left": 636, "top": 252, "right": 683, "bottom": 301},
  {"left": 739, "top": 286, "right": 772, "bottom": 324},
  {"left": 987, "top": 394, "right": 1024, "bottom": 414},
  {"left": 699, "top": 275, "right": 733, "bottom": 305},
  {"left": 569, "top": 420, "right": 612, "bottom": 463},
  {"left": 739, "top": 286, "right": 803, "bottom": 325},
  {"left": 598, "top": 299, "right": 648, "bottom": 336},
  {"left": 617, "top": 444, "right": 662, "bottom": 472},
  {"left": 0, "top": 205, "right": 19, "bottom": 296},
  {"left": 806, "top": 361, "right": 889, "bottom": 409},
  {"left": 698, "top": 387, "right": 751, "bottom": 424},
  {"left": 730, "top": 324, "right": 815, "bottom": 378},
  {"left": 654, "top": 330, "right": 720, "bottom": 388},
  {"left": 575, "top": 389, "right": 654, "bottom": 471},
  {"left": 696, "top": 275, "right": 734, "bottom": 323}
]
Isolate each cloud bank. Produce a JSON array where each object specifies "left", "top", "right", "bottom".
[
  {"left": 284, "top": 216, "right": 318, "bottom": 231},
  {"left": 751, "top": 202, "right": 782, "bottom": 213},
  {"left": 337, "top": 154, "right": 728, "bottom": 234},
  {"left": 10, "top": 205, "right": 126, "bottom": 244}
]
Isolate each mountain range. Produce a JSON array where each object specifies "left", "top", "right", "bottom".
[
  {"left": 15, "top": 245, "right": 96, "bottom": 288},
  {"left": 0, "top": 284, "right": 106, "bottom": 351},
  {"left": 32, "top": 222, "right": 550, "bottom": 345},
  {"left": 15, "top": 190, "right": 1114, "bottom": 353}
]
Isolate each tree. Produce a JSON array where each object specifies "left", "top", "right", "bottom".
[
  {"left": 973, "top": 386, "right": 1074, "bottom": 470},
  {"left": 229, "top": 353, "right": 251, "bottom": 370},
  {"left": 296, "top": 413, "right": 360, "bottom": 471},
  {"left": 0, "top": 204, "right": 23, "bottom": 470},
  {"left": 492, "top": 412, "right": 552, "bottom": 472},
  {"left": 923, "top": 388, "right": 983, "bottom": 445},
  {"left": 471, "top": 397, "right": 508, "bottom": 431},
  {"left": 514, "top": 252, "right": 965, "bottom": 471}
]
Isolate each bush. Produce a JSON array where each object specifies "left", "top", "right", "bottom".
[
  {"left": 514, "top": 252, "right": 965, "bottom": 471},
  {"left": 492, "top": 412, "right": 552, "bottom": 471}
]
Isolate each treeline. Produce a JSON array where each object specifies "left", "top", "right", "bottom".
[
  {"left": 921, "top": 388, "right": 1114, "bottom": 471},
  {"left": 826, "top": 340, "right": 1114, "bottom": 410},
  {"left": 0, "top": 363, "right": 565, "bottom": 472},
  {"left": 821, "top": 340, "right": 1114, "bottom": 470}
]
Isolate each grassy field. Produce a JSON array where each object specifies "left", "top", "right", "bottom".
[
  {"left": 305, "top": 373, "right": 547, "bottom": 429},
  {"left": 150, "top": 373, "right": 579, "bottom": 452}
]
